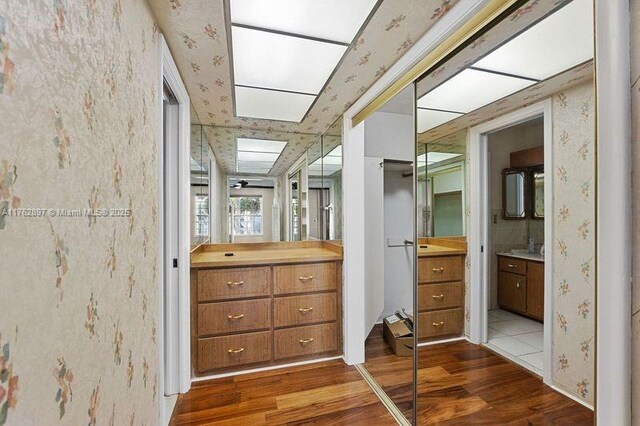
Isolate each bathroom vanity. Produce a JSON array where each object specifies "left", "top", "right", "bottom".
[
  {"left": 190, "top": 241, "right": 343, "bottom": 375},
  {"left": 496, "top": 253, "right": 544, "bottom": 321}
]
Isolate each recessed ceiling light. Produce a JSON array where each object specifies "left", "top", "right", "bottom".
[
  {"left": 237, "top": 138, "right": 287, "bottom": 153},
  {"left": 418, "top": 68, "right": 535, "bottom": 114},
  {"left": 235, "top": 86, "right": 315, "bottom": 122},
  {"left": 473, "top": 0, "right": 593, "bottom": 80},
  {"left": 232, "top": 26, "right": 347, "bottom": 95},
  {"left": 417, "top": 108, "right": 464, "bottom": 133},
  {"left": 237, "top": 151, "right": 280, "bottom": 162},
  {"left": 230, "top": 0, "right": 377, "bottom": 44}
]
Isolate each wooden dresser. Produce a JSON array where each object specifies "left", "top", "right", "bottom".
[
  {"left": 497, "top": 254, "right": 544, "bottom": 321},
  {"left": 417, "top": 241, "right": 466, "bottom": 341},
  {"left": 191, "top": 242, "right": 342, "bottom": 375}
]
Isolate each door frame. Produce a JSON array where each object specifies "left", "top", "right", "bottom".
[
  {"left": 468, "top": 99, "right": 553, "bottom": 387},
  {"left": 157, "top": 35, "right": 191, "bottom": 424}
]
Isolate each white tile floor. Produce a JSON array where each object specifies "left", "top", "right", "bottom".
[{"left": 486, "top": 309, "right": 544, "bottom": 375}]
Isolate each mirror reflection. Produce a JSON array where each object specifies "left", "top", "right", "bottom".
[
  {"left": 189, "top": 119, "right": 344, "bottom": 247},
  {"left": 503, "top": 169, "right": 527, "bottom": 219},
  {"left": 532, "top": 169, "right": 544, "bottom": 219}
]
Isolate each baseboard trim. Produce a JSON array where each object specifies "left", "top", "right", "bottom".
[
  {"left": 417, "top": 336, "right": 467, "bottom": 347},
  {"left": 192, "top": 356, "right": 344, "bottom": 382},
  {"left": 354, "top": 364, "right": 409, "bottom": 426},
  {"left": 550, "top": 384, "right": 595, "bottom": 411}
]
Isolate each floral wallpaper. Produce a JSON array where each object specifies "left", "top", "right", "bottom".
[
  {"left": 551, "top": 81, "right": 596, "bottom": 405},
  {"left": 631, "top": 0, "right": 640, "bottom": 423},
  {"left": 148, "top": 0, "right": 462, "bottom": 175},
  {"left": 0, "top": 0, "right": 160, "bottom": 424}
]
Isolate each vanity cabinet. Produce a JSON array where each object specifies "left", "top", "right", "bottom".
[
  {"left": 417, "top": 254, "right": 465, "bottom": 341},
  {"left": 497, "top": 254, "right": 544, "bottom": 321},
  {"left": 192, "top": 260, "right": 342, "bottom": 375}
]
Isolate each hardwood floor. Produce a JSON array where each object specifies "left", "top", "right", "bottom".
[
  {"left": 363, "top": 324, "right": 594, "bottom": 424},
  {"left": 170, "top": 326, "right": 593, "bottom": 425},
  {"left": 169, "top": 360, "right": 396, "bottom": 425}
]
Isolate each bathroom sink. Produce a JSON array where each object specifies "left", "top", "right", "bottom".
[{"left": 510, "top": 249, "right": 529, "bottom": 255}]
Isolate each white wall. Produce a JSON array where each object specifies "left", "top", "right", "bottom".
[
  {"left": 364, "top": 111, "right": 414, "bottom": 161},
  {"left": 364, "top": 157, "right": 385, "bottom": 335},
  {"left": 229, "top": 187, "right": 274, "bottom": 243},
  {"left": 209, "top": 156, "right": 225, "bottom": 244},
  {"left": 382, "top": 168, "right": 415, "bottom": 319}
]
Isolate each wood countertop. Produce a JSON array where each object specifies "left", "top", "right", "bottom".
[
  {"left": 191, "top": 241, "right": 342, "bottom": 268},
  {"left": 418, "top": 244, "right": 467, "bottom": 257}
]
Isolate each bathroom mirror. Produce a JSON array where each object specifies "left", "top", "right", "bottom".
[
  {"left": 531, "top": 168, "right": 544, "bottom": 219},
  {"left": 321, "top": 117, "right": 343, "bottom": 240},
  {"left": 502, "top": 169, "right": 527, "bottom": 219}
]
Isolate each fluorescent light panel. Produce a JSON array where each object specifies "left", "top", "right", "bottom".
[
  {"left": 417, "top": 108, "right": 463, "bottom": 133},
  {"left": 474, "top": 0, "right": 593, "bottom": 80},
  {"left": 232, "top": 26, "right": 346, "bottom": 95},
  {"left": 418, "top": 68, "right": 535, "bottom": 114},
  {"left": 235, "top": 86, "right": 315, "bottom": 122},
  {"left": 230, "top": 0, "right": 377, "bottom": 43},
  {"left": 428, "top": 152, "right": 462, "bottom": 164},
  {"left": 237, "top": 138, "right": 287, "bottom": 153}
]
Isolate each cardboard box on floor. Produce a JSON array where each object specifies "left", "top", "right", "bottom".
[{"left": 383, "top": 314, "right": 414, "bottom": 357}]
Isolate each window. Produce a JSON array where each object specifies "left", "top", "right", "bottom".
[
  {"left": 231, "top": 196, "right": 263, "bottom": 236},
  {"left": 194, "top": 195, "right": 209, "bottom": 237}
]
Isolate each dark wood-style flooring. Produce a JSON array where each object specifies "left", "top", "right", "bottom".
[
  {"left": 169, "top": 360, "right": 395, "bottom": 425},
  {"left": 170, "top": 327, "right": 594, "bottom": 425},
  {"left": 363, "top": 323, "right": 594, "bottom": 424}
]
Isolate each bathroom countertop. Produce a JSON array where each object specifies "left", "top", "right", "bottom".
[{"left": 497, "top": 252, "right": 545, "bottom": 262}]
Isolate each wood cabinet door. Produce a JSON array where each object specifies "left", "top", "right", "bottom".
[
  {"left": 498, "top": 271, "right": 527, "bottom": 313},
  {"left": 526, "top": 261, "right": 544, "bottom": 320}
]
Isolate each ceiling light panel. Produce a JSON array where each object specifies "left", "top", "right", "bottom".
[
  {"left": 474, "top": 0, "right": 593, "bottom": 80},
  {"left": 236, "top": 151, "right": 280, "bottom": 162},
  {"left": 326, "top": 146, "right": 342, "bottom": 157},
  {"left": 230, "top": 0, "right": 377, "bottom": 44},
  {"left": 418, "top": 69, "right": 535, "bottom": 114},
  {"left": 427, "top": 153, "right": 462, "bottom": 164},
  {"left": 235, "top": 86, "right": 315, "bottom": 122},
  {"left": 232, "top": 26, "right": 346, "bottom": 95},
  {"left": 237, "top": 138, "right": 287, "bottom": 153},
  {"left": 417, "top": 109, "right": 463, "bottom": 133}
]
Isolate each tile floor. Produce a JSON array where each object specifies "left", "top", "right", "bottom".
[{"left": 486, "top": 309, "right": 544, "bottom": 375}]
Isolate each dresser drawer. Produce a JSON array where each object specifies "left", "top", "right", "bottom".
[
  {"left": 418, "top": 256, "right": 463, "bottom": 283},
  {"left": 274, "top": 323, "right": 338, "bottom": 360},
  {"left": 197, "top": 267, "right": 271, "bottom": 302},
  {"left": 417, "top": 308, "right": 464, "bottom": 339},
  {"left": 274, "top": 293, "right": 337, "bottom": 327},
  {"left": 498, "top": 257, "right": 527, "bottom": 275},
  {"left": 197, "top": 299, "right": 271, "bottom": 336},
  {"left": 274, "top": 262, "right": 337, "bottom": 295},
  {"left": 418, "top": 282, "right": 464, "bottom": 311},
  {"left": 197, "top": 331, "right": 272, "bottom": 371}
]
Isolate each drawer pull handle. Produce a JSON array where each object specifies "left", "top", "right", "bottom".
[
  {"left": 227, "top": 347, "right": 245, "bottom": 354},
  {"left": 432, "top": 294, "right": 445, "bottom": 300},
  {"left": 298, "top": 307, "right": 314, "bottom": 313},
  {"left": 299, "top": 275, "right": 314, "bottom": 281},
  {"left": 299, "top": 338, "right": 314, "bottom": 344},
  {"left": 508, "top": 264, "right": 517, "bottom": 269},
  {"left": 432, "top": 267, "right": 445, "bottom": 272},
  {"left": 516, "top": 282, "right": 521, "bottom": 289},
  {"left": 227, "top": 314, "right": 244, "bottom": 320},
  {"left": 432, "top": 321, "right": 445, "bottom": 327},
  {"left": 227, "top": 280, "right": 244, "bottom": 287}
]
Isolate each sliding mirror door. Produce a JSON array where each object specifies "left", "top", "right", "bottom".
[
  {"left": 361, "top": 85, "right": 417, "bottom": 423},
  {"left": 414, "top": 0, "right": 595, "bottom": 423}
]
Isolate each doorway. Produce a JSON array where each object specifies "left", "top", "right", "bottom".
[{"left": 469, "top": 100, "right": 553, "bottom": 385}]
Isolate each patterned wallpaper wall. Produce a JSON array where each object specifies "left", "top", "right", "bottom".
[
  {"left": 0, "top": 1, "right": 160, "bottom": 424},
  {"left": 551, "top": 81, "right": 595, "bottom": 405}
]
